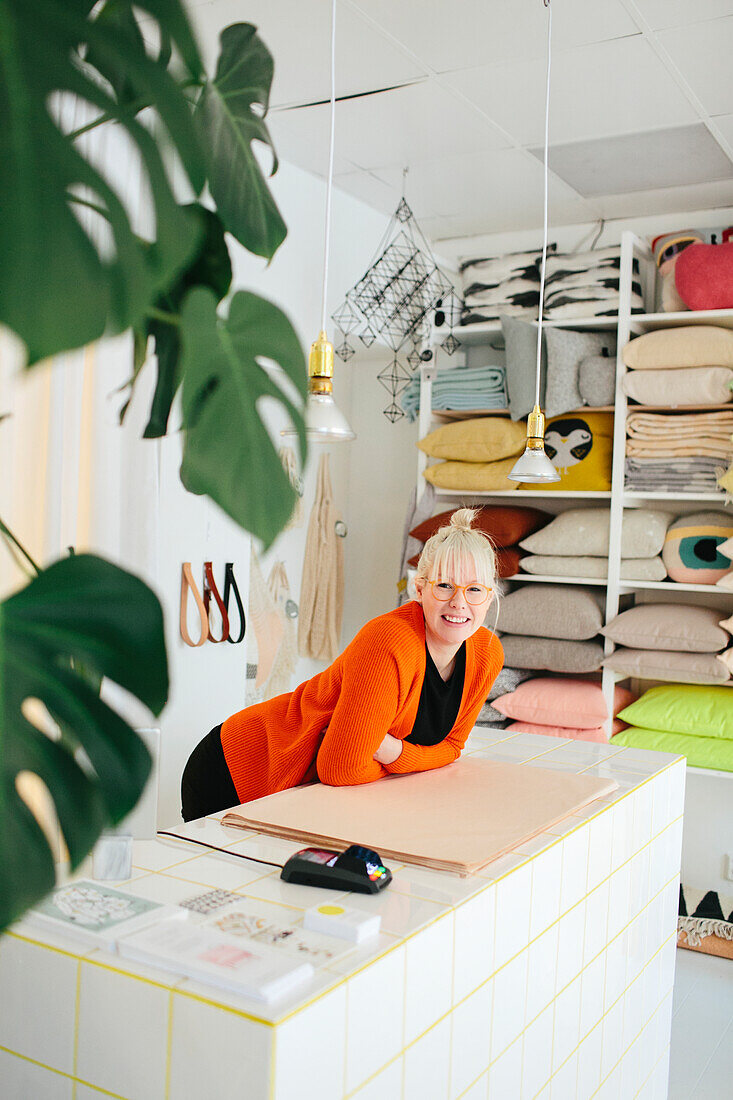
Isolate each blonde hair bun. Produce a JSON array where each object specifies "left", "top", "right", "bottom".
[{"left": 448, "top": 507, "right": 478, "bottom": 534}]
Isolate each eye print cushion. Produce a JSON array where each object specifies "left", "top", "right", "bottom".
[
  {"left": 662, "top": 511, "right": 733, "bottom": 585},
  {"left": 521, "top": 411, "right": 613, "bottom": 491}
]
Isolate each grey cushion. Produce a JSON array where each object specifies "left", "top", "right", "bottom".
[
  {"left": 499, "top": 584, "right": 604, "bottom": 640},
  {"left": 519, "top": 555, "right": 667, "bottom": 581},
  {"left": 502, "top": 315, "right": 546, "bottom": 421},
  {"left": 474, "top": 703, "right": 510, "bottom": 726},
  {"left": 544, "top": 329, "right": 617, "bottom": 418},
  {"left": 519, "top": 507, "right": 671, "bottom": 558},
  {"left": 579, "top": 354, "right": 616, "bottom": 407},
  {"left": 501, "top": 635, "right": 605, "bottom": 673},
  {"left": 602, "top": 648, "right": 729, "bottom": 685},
  {"left": 601, "top": 604, "right": 730, "bottom": 653},
  {"left": 487, "top": 665, "right": 534, "bottom": 702}
]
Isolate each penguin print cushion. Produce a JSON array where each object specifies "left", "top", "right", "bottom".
[{"left": 518, "top": 412, "right": 614, "bottom": 491}]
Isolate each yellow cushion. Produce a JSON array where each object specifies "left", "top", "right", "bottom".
[
  {"left": 423, "top": 456, "right": 519, "bottom": 491},
  {"left": 417, "top": 416, "right": 527, "bottom": 462},
  {"left": 519, "top": 411, "right": 613, "bottom": 492}
]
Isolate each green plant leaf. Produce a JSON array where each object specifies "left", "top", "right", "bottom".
[
  {"left": 179, "top": 288, "right": 307, "bottom": 547},
  {"left": 195, "top": 23, "right": 287, "bottom": 260},
  {"left": 121, "top": 203, "right": 233, "bottom": 436},
  {"left": 0, "top": 0, "right": 204, "bottom": 363},
  {"left": 0, "top": 553, "right": 168, "bottom": 931}
]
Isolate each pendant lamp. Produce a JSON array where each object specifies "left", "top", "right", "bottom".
[
  {"left": 508, "top": 0, "right": 559, "bottom": 484},
  {"left": 281, "top": 0, "right": 355, "bottom": 443}
]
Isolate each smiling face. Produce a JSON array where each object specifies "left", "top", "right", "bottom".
[{"left": 414, "top": 558, "right": 493, "bottom": 663}]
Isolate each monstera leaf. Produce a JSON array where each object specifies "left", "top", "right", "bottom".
[
  {"left": 0, "top": 0, "right": 204, "bottom": 363},
  {"left": 179, "top": 288, "right": 307, "bottom": 547},
  {"left": 0, "top": 553, "right": 168, "bottom": 931},
  {"left": 122, "top": 204, "right": 233, "bottom": 437},
  {"left": 195, "top": 23, "right": 287, "bottom": 260}
]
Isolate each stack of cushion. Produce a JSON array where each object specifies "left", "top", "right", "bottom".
[
  {"left": 612, "top": 684, "right": 733, "bottom": 772},
  {"left": 662, "top": 511, "right": 733, "bottom": 586},
  {"left": 518, "top": 507, "right": 671, "bottom": 581},
  {"left": 622, "top": 326, "right": 733, "bottom": 407},
  {"left": 498, "top": 584, "right": 605, "bottom": 674},
  {"left": 420, "top": 416, "right": 527, "bottom": 491},
  {"left": 459, "top": 247, "right": 553, "bottom": 325},
  {"left": 502, "top": 317, "right": 616, "bottom": 420},
  {"left": 602, "top": 603, "right": 731, "bottom": 685},
  {"left": 492, "top": 678, "right": 636, "bottom": 742},
  {"left": 543, "top": 246, "right": 645, "bottom": 319},
  {"left": 406, "top": 504, "right": 551, "bottom": 581},
  {"left": 475, "top": 666, "right": 535, "bottom": 728}
]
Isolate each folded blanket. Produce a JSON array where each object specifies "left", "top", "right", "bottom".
[
  {"left": 401, "top": 364, "right": 507, "bottom": 421},
  {"left": 627, "top": 410, "right": 733, "bottom": 437}
]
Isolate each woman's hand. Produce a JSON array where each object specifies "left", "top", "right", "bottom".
[{"left": 373, "top": 733, "right": 403, "bottom": 765}]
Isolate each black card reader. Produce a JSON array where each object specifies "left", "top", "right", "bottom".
[{"left": 280, "top": 844, "right": 392, "bottom": 894}]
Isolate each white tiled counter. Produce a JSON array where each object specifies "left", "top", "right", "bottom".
[{"left": 0, "top": 732, "right": 684, "bottom": 1100}]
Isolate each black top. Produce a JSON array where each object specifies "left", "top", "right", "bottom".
[{"left": 405, "top": 644, "right": 467, "bottom": 747}]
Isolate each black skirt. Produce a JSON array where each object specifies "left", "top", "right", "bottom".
[{"left": 180, "top": 724, "right": 240, "bottom": 822}]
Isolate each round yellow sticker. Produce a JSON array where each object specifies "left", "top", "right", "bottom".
[{"left": 317, "top": 904, "right": 345, "bottom": 916}]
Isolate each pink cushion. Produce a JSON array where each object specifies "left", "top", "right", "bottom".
[
  {"left": 506, "top": 719, "right": 627, "bottom": 743},
  {"left": 492, "top": 678, "right": 636, "bottom": 726}
]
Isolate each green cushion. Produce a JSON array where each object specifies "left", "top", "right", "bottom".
[
  {"left": 611, "top": 726, "right": 733, "bottom": 772},
  {"left": 617, "top": 684, "right": 733, "bottom": 740}
]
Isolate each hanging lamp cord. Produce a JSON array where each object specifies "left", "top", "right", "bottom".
[
  {"left": 320, "top": 0, "right": 337, "bottom": 334},
  {"left": 535, "top": 0, "right": 552, "bottom": 408}
]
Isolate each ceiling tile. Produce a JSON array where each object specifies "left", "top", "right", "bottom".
[
  {"left": 269, "top": 105, "right": 357, "bottom": 178},
  {"left": 348, "top": 0, "right": 640, "bottom": 73},
  {"left": 712, "top": 113, "right": 733, "bottom": 149},
  {"left": 445, "top": 35, "right": 699, "bottom": 146},
  {"left": 630, "top": 1, "right": 733, "bottom": 31},
  {"left": 658, "top": 16, "right": 733, "bottom": 117},
  {"left": 586, "top": 177, "right": 733, "bottom": 221},
  {"left": 332, "top": 170, "right": 399, "bottom": 216},
  {"left": 190, "top": 0, "right": 427, "bottom": 107},
  {"left": 286, "top": 80, "right": 509, "bottom": 175},
  {"left": 533, "top": 124, "right": 733, "bottom": 197},
  {"left": 374, "top": 148, "right": 594, "bottom": 229}
]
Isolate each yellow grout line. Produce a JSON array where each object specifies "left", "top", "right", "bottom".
[
  {"left": 72, "top": 957, "right": 81, "bottom": 1081},
  {"left": 0, "top": 1044, "right": 127, "bottom": 1098},
  {"left": 164, "top": 990, "right": 174, "bottom": 1098}
]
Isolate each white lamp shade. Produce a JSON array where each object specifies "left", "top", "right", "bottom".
[
  {"left": 507, "top": 444, "right": 560, "bottom": 483},
  {"left": 281, "top": 392, "right": 355, "bottom": 443}
]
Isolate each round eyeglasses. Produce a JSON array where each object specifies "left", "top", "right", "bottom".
[{"left": 427, "top": 581, "right": 492, "bottom": 605}]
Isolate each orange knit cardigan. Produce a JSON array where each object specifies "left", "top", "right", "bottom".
[{"left": 220, "top": 600, "right": 504, "bottom": 806}]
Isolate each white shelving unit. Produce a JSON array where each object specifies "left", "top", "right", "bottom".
[{"left": 416, "top": 230, "right": 733, "bottom": 741}]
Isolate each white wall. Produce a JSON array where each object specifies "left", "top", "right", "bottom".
[{"left": 148, "top": 160, "right": 392, "bottom": 824}]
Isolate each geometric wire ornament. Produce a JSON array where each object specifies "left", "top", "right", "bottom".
[{"left": 332, "top": 196, "right": 462, "bottom": 422}]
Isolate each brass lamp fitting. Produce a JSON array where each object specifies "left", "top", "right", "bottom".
[{"left": 308, "top": 330, "right": 334, "bottom": 396}]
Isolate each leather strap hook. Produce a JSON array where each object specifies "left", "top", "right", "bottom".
[{"left": 180, "top": 562, "right": 209, "bottom": 647}]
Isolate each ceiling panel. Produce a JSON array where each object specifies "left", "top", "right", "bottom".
[
  {"left": 274, "top": 80, "right": 509, "bottom": 178},
  {"left": 631, "top": 1, "right": 733, "bottom": 31},
  {"left": 348, "top": 0, "right": 640, "bottom": 73},
  {"left": 658, "top": 16, "right": 733, "bottom": 117},
  {"left": 533, "top": 124, "right": 733, "bottom": 197},
  {"left": 445, "top": 35, "right": 699, "bottom": 146},
  {"left": 269, "top": 105, "right": 358, "bottom": 178},
  {"left": 191, "top": 0, "right": 427, "bottom": 107},
  {"left": 331, "top": 169, "right": 398, "bottom": 216},
  {"left": 586, "top": 177, "right": 733, "bottom": 221},
  {"left": 373, "top": 148, "right": 595, "bottom": 228}
]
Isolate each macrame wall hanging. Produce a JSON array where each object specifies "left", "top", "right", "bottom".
[{"left": 332, "top": 194, "right": 462, "bottom": 422}]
